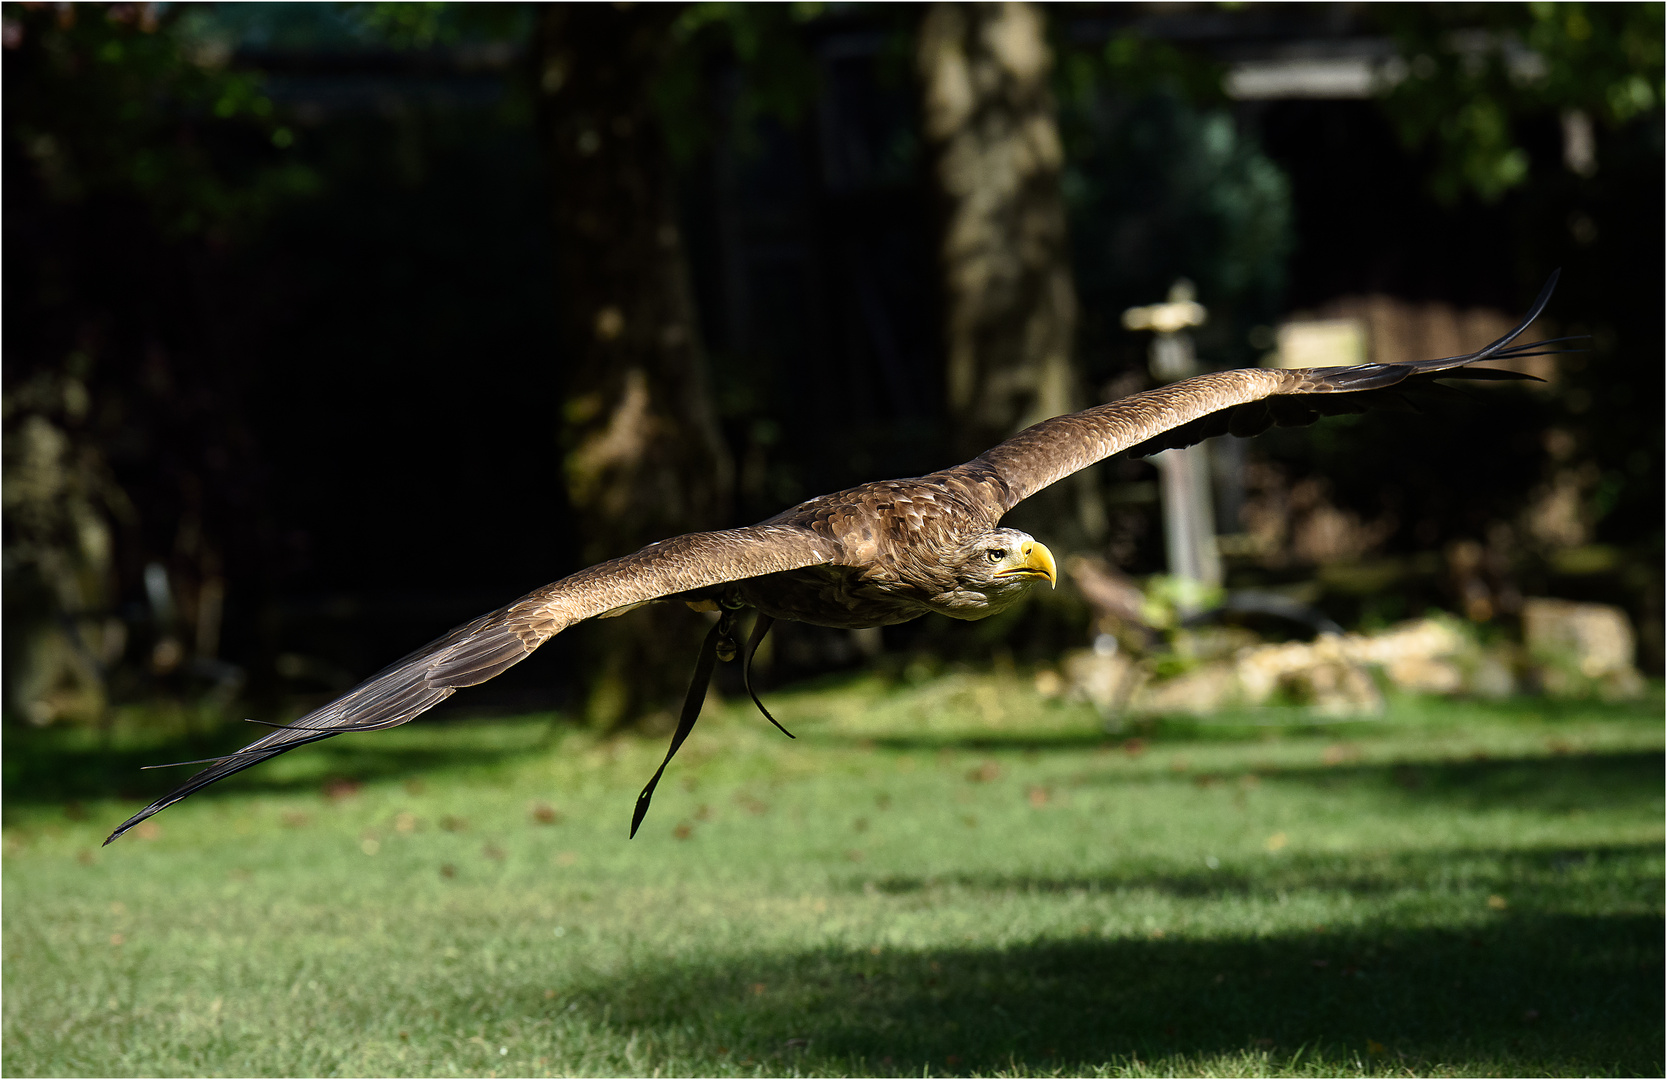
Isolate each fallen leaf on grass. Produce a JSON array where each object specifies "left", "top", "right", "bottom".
[
  {"left": 529, "top": 802, "right": 560, "bottom": 825},
  {"left": 1322, "top": 743, "right": 1362, "bottom": 766},
  {"left": 322, "top": 778, "right": 361, "bottom": 801}
]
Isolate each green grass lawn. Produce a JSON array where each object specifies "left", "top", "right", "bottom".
[{"left": 4, "top": 671, "right": 1662, "bottom": 1077}]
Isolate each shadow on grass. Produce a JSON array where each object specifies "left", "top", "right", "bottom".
[
  {"left": 819, "top": 731, "right": 1115, "bottom": 753},
  {"left": 986, "top": 745, "right": 1658, "bottom": 817},
  {"left": 505, "top": 913, "right": 1663, "bottom": 1076},
  {"left": 1258, "top": 747, "right": 1665, "bottom": 815},
  {"left": 0, "top": 718, "right": 559, "bottom": 811},
  {"left": 810, "top": 740, "right": 1661, "bottom": 823},
  {"left": 847, "top": 841, "right": 1662, "bottom": 901}
]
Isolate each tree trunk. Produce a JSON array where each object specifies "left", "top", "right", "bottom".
[
  {"left": 536, "top": 5, "right": 733, "bottom": 729},
  {"left": 917, "top": 2, "right": 1102, "bottom": 545}
]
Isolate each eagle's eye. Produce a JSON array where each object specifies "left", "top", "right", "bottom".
[{"left": 986, "top": 548, "right": 1005, "bottom": 563}]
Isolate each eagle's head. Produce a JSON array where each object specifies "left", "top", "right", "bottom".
[{"left": 939, "top": 528, "right": 1057, "bottom": 617}]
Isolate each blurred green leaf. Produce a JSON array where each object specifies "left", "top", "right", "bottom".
[{"left": 1375, "top": 3, "right": 1665, "bottom": 203}]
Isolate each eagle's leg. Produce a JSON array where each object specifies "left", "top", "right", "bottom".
[
  {"left": 629, "top": 610, "right": 736, "bottom": 839},
  {"left": 741, "top": 613, "right": 793, "bottom": 739}
]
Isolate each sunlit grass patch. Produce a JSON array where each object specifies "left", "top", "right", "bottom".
[{"left": 4, "top": 674, "right": 1662, "bottom": 1076}]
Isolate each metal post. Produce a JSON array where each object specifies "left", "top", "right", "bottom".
[{"left": 1122, "top": 281, "right": 1221, "bottom": 615}]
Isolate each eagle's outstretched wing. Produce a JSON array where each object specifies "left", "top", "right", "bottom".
[
  {"left": 971, "top": 271, "right": 1571, "bottom": 513},
  {"left": 105, "top": 524, "right": 839, "bottom": 844}
]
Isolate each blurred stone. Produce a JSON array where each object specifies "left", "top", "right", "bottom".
[
  {"left": 1344, "top": 618, "right": 1469, "bottom": 695},
  {"left": 1138, "top": 661, "right": 1246, "bottom": 714},
  {"left": 1234, "top": 635, "right": 1382, "bottom": 715},
  {"left": 1119, "top": 616, "right": 1517, "bottom": 717},
  {"left": 1057, "top": 605, "right": 1646, "bottom": 720},
  {"left": 1058, "top": 643, "right": 1146, "bottom": 719},
  {"left": 1521, "top": 598, "right": 1644, "bottom": 700},
  {"left": 1469, "top": 649, "right": 1519, "bottom": 699}
]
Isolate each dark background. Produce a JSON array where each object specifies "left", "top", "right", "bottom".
[{"left": 5, "top": 2, "right": 1661, "bottom": 730}]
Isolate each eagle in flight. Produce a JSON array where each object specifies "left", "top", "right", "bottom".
[{"left": 106, "top": 274, "right": 1568, "bottom": 844}]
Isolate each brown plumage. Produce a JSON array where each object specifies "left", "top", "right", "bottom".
[{"left": 105, "top": 273, "right": 1569, "bottom": 844}]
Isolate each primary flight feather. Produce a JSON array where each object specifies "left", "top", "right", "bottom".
[{"left": 106, "top": 272, "right": 1569, "bottom": 844}]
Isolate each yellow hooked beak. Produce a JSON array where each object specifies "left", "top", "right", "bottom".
[{"left": 997, "top": 539, "right": 1057, "bottom": 588}]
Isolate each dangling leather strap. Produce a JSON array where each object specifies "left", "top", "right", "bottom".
[
  {"left": 629, "top": 614, "right": 727, "bottom": 838},
  {"left": 742, "top": 613, "right": 792, "bottom": 739}
]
